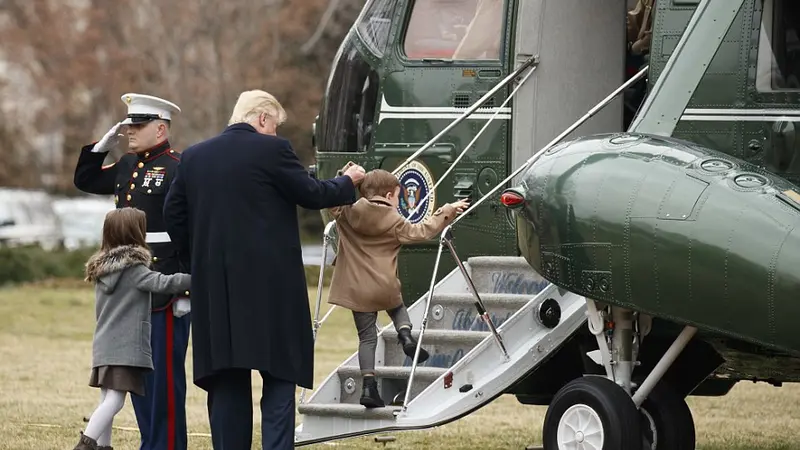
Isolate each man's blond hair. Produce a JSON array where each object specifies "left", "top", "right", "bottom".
[
  {"left": 359, "top": 169, "right": 400, "bottom": 198},
  {"left": 228, "top": 90, "right": 287, "bottom": 126}
]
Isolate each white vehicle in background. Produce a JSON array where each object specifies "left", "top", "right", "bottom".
[
  {"left": 0, "top": 188, "right": 64, "bottom": 250},
  {"left": 51, "top": 196, "right": 115, "bottom": 250}
]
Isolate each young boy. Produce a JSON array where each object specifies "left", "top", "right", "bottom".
[{"left": 327, "top": 168, "right": 469, "bottom": 408}]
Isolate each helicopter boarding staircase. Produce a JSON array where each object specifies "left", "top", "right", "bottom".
[
  {"left": 295, "top": 52, "right": 652, "bottom": 445},
  {"left": 294, "top": 254, "right": 589, "bottom": 445}
]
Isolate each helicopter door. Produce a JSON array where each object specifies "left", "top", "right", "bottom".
[
  {"left": 375, "top": 0, "right": 517, "bottom": 304},
  {"left": 510, "top": 0, "right": 626, "bottom": 174},
  {"left": 754, "top": 0, "right": 800, "bottom": 183}
]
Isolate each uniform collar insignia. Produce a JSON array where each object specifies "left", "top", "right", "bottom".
[{"left": 137, "top": 140, "right": 171, "bottom": 160}]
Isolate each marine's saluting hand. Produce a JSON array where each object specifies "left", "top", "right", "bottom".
[{"left": 91, "top": 121, "right": 125, "bottom": 154}]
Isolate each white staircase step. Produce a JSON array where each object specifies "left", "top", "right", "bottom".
[
  {"left": 466, "top": 256, "right": 536, "bottom": 270},
  {"left": 381, "top": 328, "right": 491, "bottom": 342},
  {"left": 335, "top": 366, "right": 449, "bottom": 405},
  {"left": 432, "top": 292, "right": 534, "bottom": 305},
  {"left": 381, "top": 329, "right": 489, "bottom": 368},
  {"left": 465, "top": 256, "right": 549, "bottom": 296},
  {"left": 426, "top": 293, "right": 532, "bottom": 331},
  {"left": 297, "top": 403, "right": 401, "bottom": 419},
  {"left": 337, "top": 365, "right": 448, "bottom": 380}
]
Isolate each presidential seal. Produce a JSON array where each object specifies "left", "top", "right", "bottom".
[{"left": 397, "top": 160, "right": 436, "bottom": 224}]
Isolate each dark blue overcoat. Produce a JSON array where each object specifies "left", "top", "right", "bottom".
[{"left": 163, "top": 123, "right": 356, "bottom": 390}]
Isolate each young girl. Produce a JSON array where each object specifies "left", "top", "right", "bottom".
[
  {"left": 73, "top": 207, "right": 191, "bottom": 450},
  {"left": 327, "top": 168, "right": 468, "bottom": 408}
]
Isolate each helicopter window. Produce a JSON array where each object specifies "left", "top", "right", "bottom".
[
  {"left": 317, "top": 37, "right": 380, "bottom": 153},
  {"left": 756, "top": 0, "right": 800, "bottom": 91},
  {"left": 356, "top": 0, "right": 397, "bottom": 56},
  {"left": 403, "top": 0, "right": 504, "bottom": 60}
]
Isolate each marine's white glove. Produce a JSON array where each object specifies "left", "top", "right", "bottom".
[
  {"left": 173, "top": 298, "right": 191, "bottom": 317},
  {"left": 92, "top": 122, "right": 124, "bottom": 153}
]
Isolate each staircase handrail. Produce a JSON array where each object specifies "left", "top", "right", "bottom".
[
  {"left": 450, "top": 65, "right": 649, "bottom": 229},
  {"left": 404, "top": 61, "right": 539, "bottom": 220},
  {"left": 392, "top": 55, "right": 539, "bottom": 176},
  {"left": 401, "top": 65, "right": 650, "bottom": 413}
]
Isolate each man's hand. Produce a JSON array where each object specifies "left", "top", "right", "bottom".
[
  {"left": 336, "top": 161, "right": 356, "bottom": 177},
  {"left": 343, "top": 164, "right": 366, "bottom": 185},
  {"left": 92, "top": 122, "right": 124, "bottom": 153}
]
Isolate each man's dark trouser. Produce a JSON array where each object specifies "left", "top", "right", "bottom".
[
  {"left": 207, "top": 369, "right": 296, "bottom": 450},
  {"left": 131, "top": 308, "right": 191, "bottom": 450}
]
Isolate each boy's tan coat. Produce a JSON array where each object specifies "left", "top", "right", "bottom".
[{"left": 327, "top": 196, "right": 457, "bottom": 312}]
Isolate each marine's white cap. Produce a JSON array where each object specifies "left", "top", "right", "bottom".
[{"left": 120, "top": 93, "right": 181, "bottom": 125}]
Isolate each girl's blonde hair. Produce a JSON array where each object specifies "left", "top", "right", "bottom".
[{"left": 100, "top": 207, "right": 147, "bottom": 251}]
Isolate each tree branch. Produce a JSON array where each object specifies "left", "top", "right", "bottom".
[{"left": 300, "top": 0, "right": 342, "bottom": 55}]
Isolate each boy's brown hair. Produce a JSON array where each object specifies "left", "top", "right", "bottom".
[
  {"left": 358, "top": 169, "right": 401, "bottom": 198},
  {"left": 100, "top": 207, "right": 148, "bottom": 251}
]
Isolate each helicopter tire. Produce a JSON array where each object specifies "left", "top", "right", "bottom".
[
  {"left": 636, "top": 381, "right": 696, "bottom": 450},
  {"left": 542, "top": 375, "right": 641, "bottom": 450}
]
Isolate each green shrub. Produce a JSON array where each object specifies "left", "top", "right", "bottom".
[
  {"left": 0, "top": 245, "right": 39, "bottom": 284},
  {"left": 0, "top": 245, "right": 97, "bottom": 286}
]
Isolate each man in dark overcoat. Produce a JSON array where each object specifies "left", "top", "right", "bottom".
[{"left": 163, "top": 89, "right": 365, "bottom": 450}]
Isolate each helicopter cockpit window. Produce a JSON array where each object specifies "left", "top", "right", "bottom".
[
  {"left": 756, "top": 0, "right": 800, "bottom": 91},
  {"left": 403, "top": 0, "right": 504, "bottom": 60},
  {"left": 356, "top": 0, "right": 397, "bottom": 56}
]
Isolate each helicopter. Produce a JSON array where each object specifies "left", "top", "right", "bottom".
[{"left": 298, "top": 0, "right": 800, "bottom": 448}]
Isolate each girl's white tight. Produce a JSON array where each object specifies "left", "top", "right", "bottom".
[{"left": 84, "top": 389, "right": 126, "bottom": 446}]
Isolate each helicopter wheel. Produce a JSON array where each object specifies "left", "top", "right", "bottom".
[
  {"left": 542, "top": 376, "right": 641, "bottom": 449},
  {"left": 636, "top": 381, "right": 696, "bottom": 450}
]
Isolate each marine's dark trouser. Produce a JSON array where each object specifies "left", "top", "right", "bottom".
[
  {"left": 353, "top": 304, "right": 412, "bottom": 375},
  {"left": 131, "top": 308, "right": 191, "bottom": 450},
  {"left": 207, "top": 369, "right": 296, "bottom": 450}
]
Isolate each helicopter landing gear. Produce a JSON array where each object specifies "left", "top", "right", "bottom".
[
  {"left": 636, "top": 381, "right": 696, "bottom": 450},
  {"left": 541, "top": 300, "right": 697, "bottom": 449},
  {"left": 629, "top": 321, "right": 698, "bottom": 449},
  {"left": 543, "top": 376, "right": 642, "bottom": 449}
]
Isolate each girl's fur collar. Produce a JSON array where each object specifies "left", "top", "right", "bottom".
[{"left": 85, "top": 245, "right": 151, "bottom": 282}]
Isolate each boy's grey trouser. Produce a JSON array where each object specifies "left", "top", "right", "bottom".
[{"left": 353, "top": 304, "right": 412, "bottom": 375}]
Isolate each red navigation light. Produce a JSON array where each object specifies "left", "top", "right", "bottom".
[{"left": 500, "top": 190, "right": 525, "bottom": 208}]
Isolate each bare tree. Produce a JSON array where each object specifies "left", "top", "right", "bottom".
[{"left": 0, "top": 0, "right": 363, "bottom": 239}]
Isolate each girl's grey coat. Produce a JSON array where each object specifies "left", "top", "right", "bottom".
[{"left": 85, "top": 245, "right": 191, "bottom": 370}]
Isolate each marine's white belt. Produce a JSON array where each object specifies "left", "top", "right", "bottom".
[{"left": 146, "top": 232, "right": 171, "bottom": 244}]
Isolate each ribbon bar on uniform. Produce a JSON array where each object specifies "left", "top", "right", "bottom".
[{"left": 146, "top": 231, "right": 172, "bottom": 244}]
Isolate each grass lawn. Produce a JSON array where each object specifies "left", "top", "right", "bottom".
[{"left": 1, "top": 279, "right": 799, "bottom": 449}]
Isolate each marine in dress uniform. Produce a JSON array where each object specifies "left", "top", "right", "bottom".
[{"left": 74, "top": 93, "right": 191, "bottom": 450}]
